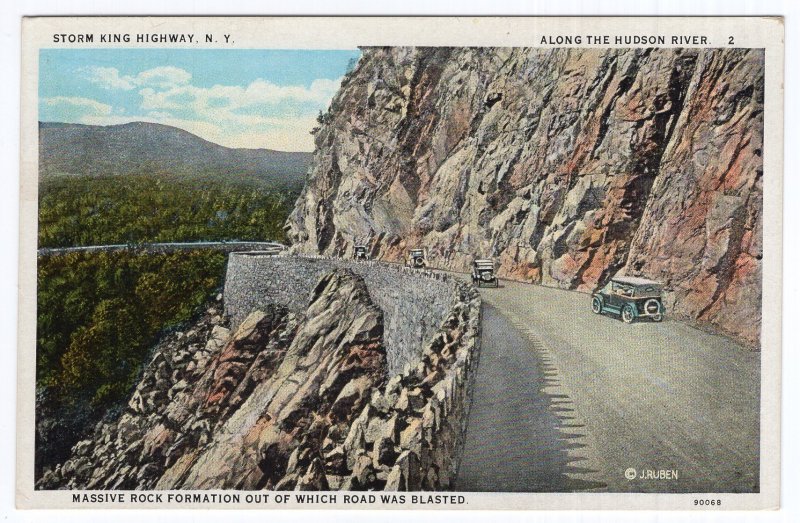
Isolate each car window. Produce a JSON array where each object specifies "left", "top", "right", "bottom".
[{"left": 613, "top": 283, "right": 633, "bottom": 296}]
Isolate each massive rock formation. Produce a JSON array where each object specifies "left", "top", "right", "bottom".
[
  {"left": 38, "top": 268, "right": 482, "bottom": 491},
  {"left": 286, "top": 48, "right": 764, "bottom": 346},
  {"left": 38, "top": 270, "right": 385, "bottom": 490}
]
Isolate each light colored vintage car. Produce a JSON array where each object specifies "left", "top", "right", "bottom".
[
  {"left": 471, "top": 259, "right": 498, "bottom": 287},
  {"left": 353, "top": 245, "right": 369, "bottom": 260},
  {"left": 591, "top": 276, "right": 665, "bottom": 323},
  {"left": 406, "top": 248, "right": 427, "bottom": 268}
]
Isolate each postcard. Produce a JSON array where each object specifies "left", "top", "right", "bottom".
[{"left": 17, "top": 16, "right": 784, "bottom": 510}]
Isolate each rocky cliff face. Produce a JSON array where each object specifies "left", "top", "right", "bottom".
[
  {"left": 39, "top": 270, "right": 385, "bottom": 490},
  {"left": 38, "top": 268, "right": 482, "bottom": 491},
  {"left": 286, "top": 48, "right": 764, "bottom": 346}
]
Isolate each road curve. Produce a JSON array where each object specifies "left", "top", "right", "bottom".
[
  {"left": 456, "top": 279, "right": 760, "bottom": 493},
  {"left": 35, "top": 247, "right": 759, "bottom": 492},
  {"left": 37, "top": 241, "right": 286, "bottom": 256}
]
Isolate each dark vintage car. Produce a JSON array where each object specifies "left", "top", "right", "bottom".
[
  {"left": 472, "top": 259, "right": 498, "bottom": 287},
  {"left": 406, "top": 248, "right": 427, "bottom": 268},
  {"left": 353, "top": 245, "right": 369, "bottom": 260},
  {"left": 591, "top": 276, "right": 665, "bottom": 323}
]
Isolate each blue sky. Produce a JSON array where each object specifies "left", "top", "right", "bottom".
[{"left": 39, "top": 49, "right": 361, "bottom": 151}]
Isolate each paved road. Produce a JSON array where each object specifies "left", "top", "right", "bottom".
[
  {"left": 36, "top": 246, "right": 759, "bottom": 492},
  {"left": 37, "top": 241, "right": 286, "bottom": 256},
  {"left": 456, "top": 304, "right": 606, "bottom": 492},
  {"left": 456, "top": 279, "right": 760, "bottom": 493}
]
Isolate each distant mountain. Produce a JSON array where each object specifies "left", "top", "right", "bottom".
[{"left": 39, "top": 121, "right": 311, "bottom": 191}]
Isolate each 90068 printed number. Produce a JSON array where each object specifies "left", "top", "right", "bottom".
[{"left": 694, "top": 499, "right": 722, "bottom": 506}]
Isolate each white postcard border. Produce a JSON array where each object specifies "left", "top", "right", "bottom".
[{"left": 16, "top": 15, "right": 785, "bottom": 511}]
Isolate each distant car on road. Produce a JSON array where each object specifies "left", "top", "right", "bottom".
[
  {"left": 353, "top": 245, "right": 369, "bottom": 260},
  {"left": 406, "top": 248, "right": 427, "bottom": 268},
  {"left": 472, "top": 259, "right": 498, "bottom": 287},
  {"left": 591, "top": 276, "right": 664, "bottom": 323}
]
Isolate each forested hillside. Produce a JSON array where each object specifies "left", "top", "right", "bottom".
[
  {"left": 38, "top": 174, "right": 293, "bottom": 247},
  {"left": 36, "top": 250, "right": 227, "bottom": 473},
  {"left": 36, "top": 171, "right": 298, "bottom": 475}
]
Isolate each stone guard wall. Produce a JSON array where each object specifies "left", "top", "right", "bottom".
[
  {"left": 224, "top": 253, "right": 460, "bottom": 375},
  {"left": 224, "top": 253, "right": 482, "bottom": 489}
]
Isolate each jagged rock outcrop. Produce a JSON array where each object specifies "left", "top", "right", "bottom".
[
  {"left": 223, "top": 253, "right": 466, "bottom": 375},
  {"left": 287, "top": 47, "right": 764, "bottom": 345},
  {"left": 38, "top": 267, "right": 482, "bottom": 491},
  {"left": 38, "top": 269, "right": 384, "bottom": 490}
]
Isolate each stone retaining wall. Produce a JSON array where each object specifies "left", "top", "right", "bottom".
[
  {"left": 224, "top": 254, "right": 461, "bottom": 375},
  {"left": 352, "top": 281, "right": 482, "bottom": 490},
  {"left": 223, "top": 254, "right": 482, "bottom": 489}
]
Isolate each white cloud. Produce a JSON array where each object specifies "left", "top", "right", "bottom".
[
  {"left": 82, "top": 67, "right": 137, "bottom": 90},
  {"left": 146, "top": 111, "right": 172, "bottom": 119},
  {"left": 43, "top": 96, "right": 113, "bottom": 117},
  {"left": 83, "top": 66, "right": 192, "bottom": 91},
  {"left": 134, "top": 66, "right": 192, "bottom": 89},
  {"left": 138, "top": 77, "right": 342, "bottom": 114},
  {"left": 240, "top": 77, "right": 342, "bottom": 106},
  {"left": 75, "top": 65, "right": 345, "bottom": 151}
]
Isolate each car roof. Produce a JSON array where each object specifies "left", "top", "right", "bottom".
[
  {"left": 410, "top": 249, "right": 424, "bottom": 254},
  {"left": 474, "top": 259, "right": 494, "bottom": 267},
  {"left": 611, "top": 276, "right": 662, "bottom": 286}
]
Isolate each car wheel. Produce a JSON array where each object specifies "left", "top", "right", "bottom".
[
  {"left": 621, "top": 305, "right": 635, "bottom": 324},
  {"left": 652, "top": 313, "right": 663, "bottom": 322},
  {"left": 591, "top": 296, "right": 603, "bottom": 314}
]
